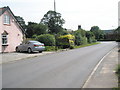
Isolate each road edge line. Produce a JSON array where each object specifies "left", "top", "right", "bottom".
[{"left": 81, "top": 46, "right": 116, "bottom": 88}]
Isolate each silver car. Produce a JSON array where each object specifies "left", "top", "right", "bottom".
[{"left": 16, "top": 41, "right": 45, "bottom": 53}]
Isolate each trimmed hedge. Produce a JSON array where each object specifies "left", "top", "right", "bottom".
[{"left": 36, "top": 34, "right": 55, "bottom": 46}]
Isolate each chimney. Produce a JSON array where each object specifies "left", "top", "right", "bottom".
[{"left": 78, "top": 25, "right": 81, "bottom": 30}]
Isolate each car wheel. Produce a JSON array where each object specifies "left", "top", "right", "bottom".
[
  {"left": 16, "top": 47, "right": 20, "bottom": 52},
  {"left": 28, "top": 48, "right": 32, "bottom": 53},
  {"left": 39, "top": 51, "right": 42, "bottom": 53}
]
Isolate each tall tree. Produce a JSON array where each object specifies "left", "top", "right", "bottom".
[
  {"left": 41, "top": 10, "right": 65, "bottom": 34},
  {"left": 90, "top": 26, "right": 104, "bottom": 40},
  {"left": 15, "top": 16, "right": 26, "bottom": 29},
  {"left": 26, "top": 22, "right": 48, "bottom": 38},
  {"left": 33, "top": 23, "right": 48, "bottom": 35},
  {"left": 26, "top": 22, "right": 37, "bottom": 38}
]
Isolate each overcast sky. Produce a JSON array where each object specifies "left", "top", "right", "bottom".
[{"left": 1, "top": 0, "right": 119, "bottom": 30}]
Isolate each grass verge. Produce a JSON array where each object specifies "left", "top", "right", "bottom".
[
  {"left": 45, "top": 42, "right": 100, "bottom": 51},
  {"left": 74, "top": 42, "right": 100, "bottom": 49},
  {"left": 116, "top": 64, "right": 120, "bottom": 87}
]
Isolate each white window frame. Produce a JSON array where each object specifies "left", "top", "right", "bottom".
[
  {"left": 2, "top": 35, "right": 8, "bottom": 45},
  {"left": 4, "top": 14, "right": 10, "bottom": 25}
]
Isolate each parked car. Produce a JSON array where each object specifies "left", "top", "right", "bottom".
[{"left": 16, "top": 41, "right": 45, "bottom": 53}]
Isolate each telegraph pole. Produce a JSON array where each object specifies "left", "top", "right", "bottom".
[
  {"left": 54, "top": 0, "right": 56, "bottom": 12},
  {"left": 54, "top": 0, "right": 57, "bottom": 51}
]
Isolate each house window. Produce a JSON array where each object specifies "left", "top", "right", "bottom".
[
  {"left": 4, "top": 14, "right": 10, "bottom": 25},
  {"left": 2, "top": 35, "right": 8, "bottom": 45}
]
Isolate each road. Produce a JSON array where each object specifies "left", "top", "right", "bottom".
[{"left": 2, "top": 42, "right": 117, "bottom": 88}]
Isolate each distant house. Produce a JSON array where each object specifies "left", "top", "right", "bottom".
[{"left": 0, "top": 6, "right": 25, "bottom": 53}]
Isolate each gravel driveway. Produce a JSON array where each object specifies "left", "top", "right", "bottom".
[{"left": 1, "top": 51, "right": 55, "bottom": 64}]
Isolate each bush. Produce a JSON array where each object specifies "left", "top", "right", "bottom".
[
  {"left": 81, "top": 37, "right": 88, "bottom": 45},
  {"left": 56, "top": 34, "right": 75, "bottom": 48},
  {"left": 74, "top": 34, "right": 83, "bottom": 46},
  {"left": 116, "top": 64, "right": 120, "bottom": 87},
  {"left": 87, "top": 37, "right": 96, "bottom": 43},
  {"left": 45, "top": 46, "right": 56, "bottom": 51},
  {"left": 22, "top": 38, "right": 35, "bottom": 43},
  {"left": 69, "top": 45, "right": 74, "bottom": 49},
  {"left": 36, "top": 34, "right": 55, "bottom": 46}
]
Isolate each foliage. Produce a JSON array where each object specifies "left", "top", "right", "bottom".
[
  {"left": 86, "top": 31, "right": 96, "bottom": 43},
  {"left": 36, "top": 34, "right": 55, "bottom": 46},
  {"left": 73, "top": 30, "right": 92, "bottom": 45},
  {"left": 115, "top": 27, "right": 120, "bottom": 41},
  {"left": 79, "top": 29, "right": 86, "bottom": 37},
  {"left": 81, "top": 37, "right": 88, "bottom": 45},
  {"left": 73, "top": 30, "right": 84, "bottom": 46},
  {"left": 41, "top": 10, "right": 65, "bottom": 34},
  {"left": 15, "top": 16, "right": 26, "bottom": 29},
  {"left": 90, "top": 26, "right": 104, "bottom": 40},
  {"left": 26, "top": 22, "right": 48, "bottom": 38},
  {"left": 116, "top": 64, "right": 120, "bottom": 87},
  {"left": 56, "top": 34, "right": 75, "bottom": 48},
  {"left": 45, "top": 46, "right": 56, "bottom": 51},
  {"left": 33, "top": 23, "right": 48, "bottom": 35},
  {"left": 26, "top": 22, "right": 37, "bottom": 38},
  {"left": 22, "top": 38, "right": 35, "bottom": 43},
  {"left": 57, "top": 29, "right": 69, "bottom": 35},
  {"left": 74, "top": 42, "right": 100, "bottom": 49},
  {"left": 90, "top": 26, "right": 100, "bottom": 31}
]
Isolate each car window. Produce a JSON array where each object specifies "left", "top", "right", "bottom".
[
  {"left": 30, "top": 41, "right": 41, "bottom": 44},
  {"left": 25, "top": 42, "right": 30, "bottom": 44},
  {"left": 33, "top": 42, "right": 41, "bottom": 44}
]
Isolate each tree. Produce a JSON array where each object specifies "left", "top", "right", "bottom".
[
  {"left": 90, "top": 26, "right": 100, "bottom": 31},
  {"left": 86, "top": 31, "right": 96, "bottom": 43},
  {"left": 26, "top": 22, "right": 37, "bottom": 38},
  {"left": 15, "top": 16, "right": 26, "bottom": 29},
  {"left": 26, "top": 22, "right": 48, "bottom": 38},
  {"left": 90, "top": 26, "right": 104, "bottom": 40},
  {"left": 41, "top": 10, "right": 65, "bottom": 34},
  {"left": 33, "top": 23, "right": 48, "bottom": 35},
  {"left": 73, "top": 30, "right": 83, "bottom": 45}
]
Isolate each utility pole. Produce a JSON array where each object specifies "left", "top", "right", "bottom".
[
  {"left": 54, "top": 0, "right": 56, "bottom": 12},
  {"left": 54, "top": 0, "right": 57, "bottom": 51}
]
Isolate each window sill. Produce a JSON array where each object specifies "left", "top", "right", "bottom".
[
  {"left": 2, "top": 44, "right": 8, "bottom": 46},
  {"left": 3, "top": 24, "right": 11, "bottom": 26}
]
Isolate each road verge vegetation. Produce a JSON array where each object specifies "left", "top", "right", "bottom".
[
  {"left": 44, "top": 42, "right": 100, "bottom": 51},
  {"left": 73, "top": 42, "right": 100, "bottom": 49},
  {"left": 116, "top": 64, "right": 120, "bottom": 87}
]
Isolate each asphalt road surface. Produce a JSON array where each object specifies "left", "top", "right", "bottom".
[{"left": 2, "top": 42, "right": 117, "bottom": 88}]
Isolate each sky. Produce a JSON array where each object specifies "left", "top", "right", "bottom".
[{"left": 0, "top": 0, "right": 119, "bottom": 30}]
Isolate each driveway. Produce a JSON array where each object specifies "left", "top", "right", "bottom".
[{"left": 1, "top": 51, "right": 55, "bottom": 64}]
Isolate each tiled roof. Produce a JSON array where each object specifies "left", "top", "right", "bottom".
[
  {"left": 0, "top": 6, "right": 25, "bottom": 34},
  {"left": 0, "top": 7, "right": 8, "bottom": 16}
]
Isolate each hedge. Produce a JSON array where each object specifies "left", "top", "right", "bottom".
[{"left": 36, "top": 34, "right": 55, "bottom": 46}]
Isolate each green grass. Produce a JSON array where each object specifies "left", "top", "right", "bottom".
[
  {"left": 45, "top": 42, "right": 100, "bottom": 51},
  {"left": 74, "top": 42, "right": 100, "bottom": 49},
  {"left": 116, "top": 64, "right": 120, "bottom": 87},
  {"left": 45, "top": 46, "right": 56, "bottom": 51}
]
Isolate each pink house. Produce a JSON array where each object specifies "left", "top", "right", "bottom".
[{"left": 0, "top": 6, "right": 25, "bottom": 53}]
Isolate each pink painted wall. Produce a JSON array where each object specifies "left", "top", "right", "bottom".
[{"left": 0, "top": 10, "right": 24, "bottom": 52}]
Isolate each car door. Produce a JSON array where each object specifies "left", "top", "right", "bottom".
[
  {"left": 23, "top": 41, "right": 30, "bottom": 51},
  {"left": 20, "top": 42, "right": 26, "bottom": 51}
]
